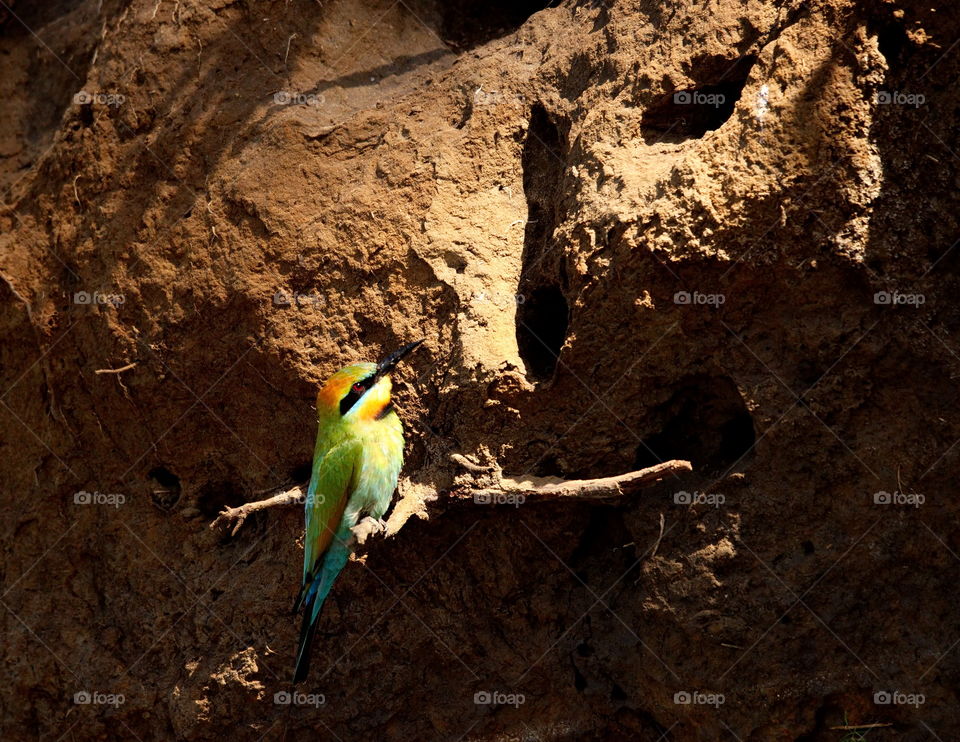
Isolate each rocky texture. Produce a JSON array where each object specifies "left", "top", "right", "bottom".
[{"left": 2, "top": 0, "right": 960, "bottom": 739}]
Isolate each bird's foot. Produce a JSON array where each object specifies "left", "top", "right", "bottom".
[{"left": 350, "top": 516, "right": 387, "bottom": 546}]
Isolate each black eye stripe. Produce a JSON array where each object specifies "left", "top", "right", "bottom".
[{"left": 339, "top": 375, "right": 375, "bottom": 415}]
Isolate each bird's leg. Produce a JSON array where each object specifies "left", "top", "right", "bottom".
[{"left": 209, "top": 485, "right": 305, "bottom": 537}]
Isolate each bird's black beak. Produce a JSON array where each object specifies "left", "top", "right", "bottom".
[{"left": 376, "top": 339, "right": 423, "bottom": 378}]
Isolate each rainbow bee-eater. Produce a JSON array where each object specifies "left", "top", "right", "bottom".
[{"left": 292, "top": 340, "right": 422, "bottom": 684}]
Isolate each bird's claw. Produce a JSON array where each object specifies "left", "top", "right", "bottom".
[{"left": 350, "top": 516, "right": 387, "bottom": 546}]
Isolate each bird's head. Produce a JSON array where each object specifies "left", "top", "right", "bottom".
[{"left": 316, "top": 340, "right": 423, "bottom": 423}]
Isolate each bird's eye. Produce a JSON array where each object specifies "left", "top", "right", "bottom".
[{"left": 352, "top": 383, "right": 365, "bottom": 393}]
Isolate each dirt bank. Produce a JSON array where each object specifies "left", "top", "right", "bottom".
[{"left": 2, "top": 0, "right": 959, "bottom": 739}]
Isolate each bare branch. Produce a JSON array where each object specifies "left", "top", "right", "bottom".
[
  {"left": 209, "top": 459, "right": 692, "bottom": 538},
  {"left": 650, "top": 512, "right": 666, "bottom": 557},
  {"left": 459, "top": 460, "right": 692, "bottom": 503},
  {"left": 95, "top": 362, "right": 137, "bottom": 375},
  {"left": 209, "top": 486, "right": 304, "bottom": 536}
]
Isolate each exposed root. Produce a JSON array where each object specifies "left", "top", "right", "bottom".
[
  {"left": 448, "top": 453, "right": 495, "bottom": 474},
  {"left": 451, "top": 455, "right": 692, "bottom": 503},
  {"left": 209, "top": 485, "right": 304, "bottom": 536},
  {"left": 210, "top": 458, "right": 692, "bottom": 538},
  {"left": 95, "top": 362, "right": 137, "bottom": 374}
]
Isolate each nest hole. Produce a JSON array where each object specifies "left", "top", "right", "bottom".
[{"left": 634, "top": 375, "right": 755, "bottom": 473}]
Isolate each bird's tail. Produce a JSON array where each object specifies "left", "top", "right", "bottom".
[
  {"left": 292, "top": 598, "right": 320, "bottom": 685},
  {"left": 293, "top": 527, "right": 353, "bottom": 684}
]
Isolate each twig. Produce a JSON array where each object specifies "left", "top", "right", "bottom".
[
  {"left": 460, "top": 460, "right": 692, "bottom": 503},
  {"left": 829, "top": 723, "right": 892, "bottom": 730},
  {"left": 95, "top": 362, "right": 137, "bottom": 374},
  {"left": 650, "top": 512, "right": 666, "bottom": 557},
  {"left": 210, "top": 486, "right": 304, "bottom": 536}
]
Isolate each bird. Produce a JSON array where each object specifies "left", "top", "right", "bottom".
[{"left": 292, "top": 339, "right": 423, "bottom": 684}]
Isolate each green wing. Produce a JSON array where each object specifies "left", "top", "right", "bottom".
[{"left": 302, "top": 438, "right": 361, "bottom": 583}]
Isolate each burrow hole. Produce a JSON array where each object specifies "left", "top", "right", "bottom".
[
  {"left": 148, "top": 466, "right": 182, "bottom": 511},
  {"left": 640, "top": 55, "right": 757, "bottom": 143},
  {"left": 868, "top": 12, "right": 910, "bottom": 70},
  {"left": 429, "top": 0, "right": 562, "bottom": 49},
  {"left": 197, "top": 480, "right": 245, "bottom": 520},
  {"left": 516, "top": 104, "right": 570, "bottom": 381},
  {"left": 518, "top": 286, "right": 569, "bottom": 380},
  {"left": 634, "top": 375, "right": 756, "bottom": 473}
]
